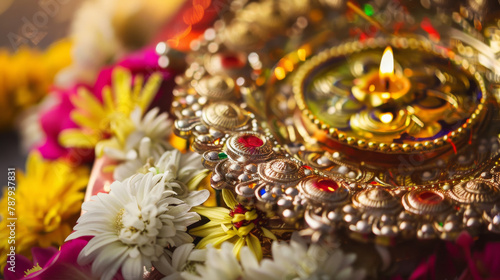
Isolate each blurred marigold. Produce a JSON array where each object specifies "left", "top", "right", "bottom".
[
  {"left": 0, "top": 40, "right": 71, "bottom": 129},
  {"left": 0, "top": 152, "right": 89, "bottom": 269}
]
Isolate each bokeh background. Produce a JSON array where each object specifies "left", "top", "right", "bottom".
[
  {"left": 0, "top": 0, "right": 84, "bottom": 179},
  {"left": 0, "top": 0, "right": 192, "bottom": 178}
]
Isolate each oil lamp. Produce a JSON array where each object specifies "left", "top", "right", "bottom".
[
  {"left": 351, "top": 46, "right": 412, "bottom": 108},
  {"left": 291, "top": 37, "right": 486, "bottom": 155},
  {"left": 350, "top": 46, "right": 417, "bottom": 139}
]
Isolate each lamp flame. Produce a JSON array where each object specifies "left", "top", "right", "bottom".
[
  {"left": 380, "top": 112, "right": 393, "bottom": 124},
  {"left": 379, "top": 46, "right": 394, "bottom": 78}
]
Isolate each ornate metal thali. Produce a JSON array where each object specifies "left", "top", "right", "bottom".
[{"left": 169, "top": 0, "right": 500, "bottom": 243}]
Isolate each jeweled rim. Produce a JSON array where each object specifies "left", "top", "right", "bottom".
[{"left": 292, "top": 36, "right": 488, "bottom": 154}]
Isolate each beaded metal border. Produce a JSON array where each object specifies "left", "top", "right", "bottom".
[{"left": 293, "top": 36, "right": 488, "bottom": 154}]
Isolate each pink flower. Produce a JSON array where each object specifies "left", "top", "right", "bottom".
[
  {"left": 3, "top": 237, "right": 103, "bottom": 280},
  {"left": 36, "top": 47, "right": 178, "bottom": 162},
  {"left": 472, "top": 241, "right": 500, "bottom": 279},
  {"left": 92, "top": 47, "right": 177, "bottom": 114},
  {"left": 37, "top": 85, "right": 94, "bottom": 164},
  {"left": 404, "top": 232, "right": 500, "bottom": 280}
]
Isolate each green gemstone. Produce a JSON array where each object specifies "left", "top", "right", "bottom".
[
  {"left": 438, "top": 222, "right": 444, "bottom": 227},
  {"left": 218, "top": 152, "right": 228, "bottom": 159},
  {"left": 364, "top": 4, "right": 374, "bottom": 16}
]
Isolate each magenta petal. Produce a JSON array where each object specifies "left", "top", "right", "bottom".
[
  {"left": 39, "top": 106, "right": 61, "bottom": 139},
  {"left": 39, "top": 90, "right": 77, "bottom": 138},
  {"left": 31, "top": 247, "right": 59, "bottom": 268},
  {"left": 92, "top": 67, "right": 113, "bottom": 101},
  {"left": 93, "top": 48, "right": 175, "bottom": 102},
  {"left": 37, "top": 139, "right": 68, "bottom": 160},
  {"left": 455, "top": 231, "right": 474, "bottom": 249},
  {"left": 445, "top": 241, "right": 462, "bottom": 260},
  {"left": 119, "top": 48, "right": 158, "bottom": 68},
  {"left": 474, "top": 242, "right": 500, "bottom": 277},
  {"left": 409, "top": 254, "right": 436, "bottom": 280},
  {"left": 51, "top": 238, "right": 89, "bottom": 264},
  {"left": 36, "top": 86, "right": 83, "bottom": 161},
  {"left": 454, "top": 231, "right": 482, "bottom": 280},
  {"left": 3, "top": 253, "right": 34, "bottom": 280},
  {"left": 26, "top": 237, "right": 96, "bottom": 280}
]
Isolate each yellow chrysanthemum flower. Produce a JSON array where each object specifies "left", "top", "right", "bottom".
[
  {"left": 190, "top": 190, "right": 276, "bottom": 260},
  {"left": 0, "top": 39, "right": 72, "bottom": 129},
  {"left": 59, "top": 67, "right": 162, "bottom": 155},
  {"left": 0, "top": 152, "right": 89, "bottom": 269}
]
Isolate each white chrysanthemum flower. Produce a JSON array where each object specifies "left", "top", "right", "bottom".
[
  {"left": 107, "top": 107, "right": 172, "bottom": 181},
  {"left": 117, "top": 149, "right": 209, "bottom": 200},
  {"left": 242, "top": 237, "right": 365, "bottom": 280},
  {"left": 179, "top": 237, "right": 365, "bottom": 280},
  {"left": 66, "top": 172, "right": 209, "bottom": 280},
  {"left": 180, "top": 243, "right": 244, "bottom": 280},
  {"left": 112, "top": 136, "right": 163, "bottom": 181},
  {"left": 152, "top": 150, "right": 209, "bottom": 199},
  {"left": 129, "top": 107, "right": 172, "bottom": 146},
  {"left": 155, "top": 243, "right": 200, "bottom": 280}
]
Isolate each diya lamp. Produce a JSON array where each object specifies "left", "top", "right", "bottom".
[
  {"left": 349, "top": 46, "right": 419, "bottom": 140},
  {"left": 351, "top": 46, "right": 412, "bottom": 109},
  {"left": 292, "top": 36, "right": 487, "bottom": 157}
]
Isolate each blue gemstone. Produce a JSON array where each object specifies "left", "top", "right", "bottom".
[{"left": 259, "top": 188, "right": 266, "bottom": 196}]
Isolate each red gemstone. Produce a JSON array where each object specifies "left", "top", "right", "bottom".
[
  {"left": 314, "top": 179, "right": 339, "bottom": 193},
  {"left": 416, "top": 191, "right": 443, "bottom": 204},
  {"left": 238, "top": 135, "right": 264, "bottom": 148}
]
